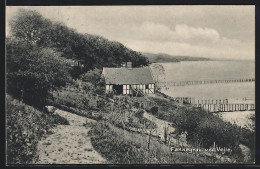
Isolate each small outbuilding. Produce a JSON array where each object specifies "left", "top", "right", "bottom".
[{"left": 102, "top": 62, "right": 155, "bottom": 95}]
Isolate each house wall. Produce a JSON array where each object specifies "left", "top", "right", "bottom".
[
  {"left": 123, "top": 84, "right": 154, "bottom": 95},
  {"left": 106, "top": 83, "right": 155, "bottom": 95}
]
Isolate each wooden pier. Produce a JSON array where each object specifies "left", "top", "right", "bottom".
[
  {"left": 172, "top": 97, "right": 228, "bottom": 105},
  {"left": 167, "top": 78, "right": 255, "bottom": 86},
  {"left": 194, "top": 103, "right": 255, "bottom": 112},
  {"left": 171, "top": 97, "right": 255, "bottom": 113}
]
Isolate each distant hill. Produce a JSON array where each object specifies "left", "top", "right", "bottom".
[{"left": 143, "top": 52, "right": 212, "bottom": 63}]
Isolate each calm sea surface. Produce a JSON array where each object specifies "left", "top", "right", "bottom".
[{"left": 159, "top": 60, "right": 255, "bottom": 104}]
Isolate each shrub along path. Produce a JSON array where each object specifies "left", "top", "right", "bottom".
[
  {"left": 143, "top": 111, "right": 189, "bottom": 146},
  {"left": 36, "top": 109, "right": 107, "bottom": 164}
]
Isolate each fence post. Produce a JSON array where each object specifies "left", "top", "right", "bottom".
[
  {"left": 245, "top": 104, "right": 248, "bottom": 110},
  {"left": 250, "top": 104, "right": 254, "bottom": 110}
]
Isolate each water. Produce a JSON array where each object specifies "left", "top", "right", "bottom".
[
  {"left": 157, "top": 60, "right": 255, "bottom": 128},
  {"left": 161, "top": 60, "right": 254, "bottom": 82},
  {"left": 219, "top": 111, "right": 254, "bottom": 130},
  {"left": 159, "top": 60, "right": 255, "bottom": 104}
]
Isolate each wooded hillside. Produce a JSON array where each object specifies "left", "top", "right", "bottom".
[
  {"left": 143, "top": 52, "right": 211, "bottom": 63},
  {"left": 6, "top": 9, "right": 149, "bottom": 108},
  {"left": 9, "top": 9, "right": 149, "bottom": 72}
]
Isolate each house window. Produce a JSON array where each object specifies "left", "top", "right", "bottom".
[
  {"left": 123, "top": 85, "right": 131, "bottom": 95},
  {"left": 106, "top": 85, "right": 110, "bottom": 90},
  {"left": 106, "top": 85, "right": 113, "bottom": 92},
  {"left": 123, "top": 89, "right": 126, "bottom": 94}
]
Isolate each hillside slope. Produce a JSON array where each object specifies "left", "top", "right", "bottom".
[
  {"left": 6, "top": 94, "right": 69, "bottom": 164},
  {"left": 9, "top": 9, "right": 149, "bottom": 73}
]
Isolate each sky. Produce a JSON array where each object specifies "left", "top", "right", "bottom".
[{"left": 6, "top": 6, "right": 255, "bottom": 60}]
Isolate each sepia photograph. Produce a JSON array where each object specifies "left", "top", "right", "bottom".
[{"left": 5, "top": 5, "right": 255, "bottom": 165}]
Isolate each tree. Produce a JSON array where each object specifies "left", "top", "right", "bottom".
[
  {"left": 79, "top": 68, "right": 105, "bottom": 95},
  {"left": 8, "top": 8, "right": 150, "bottom": 81},
  {"left": 9, "top": 9, "right": 52, "bottom": 44},
  {"left": 150, "top": 64, "right": 166, "bottom": 90},
  {"left": 6, "top": 38, "right": 72, "bottom": 108},
  {"left": 80, "top": 68, "right": 103, "bottom": 86}
]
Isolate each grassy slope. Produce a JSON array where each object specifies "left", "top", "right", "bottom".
[
  {"left": 6, "top": 94, "right": 69, "bottom": 164},
  {"left": 47, "top": 82, "right": 254, "bottom": 163},
  {"left": 89, "top": 122, "right": 209, "bottom": 164},
  {"left": 48, "top": 83, "right": 210, "bottom": 163},
  {"left": 48, "top": 82, "right": 157, "bottom": 130}
]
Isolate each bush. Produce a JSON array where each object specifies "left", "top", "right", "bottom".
[
  {"left": 89, "top": 122, "right": 208, "bottom": 164},
  {"left": 6, "top": 38, "right": 72, "bottom": 108},
  {"left": 48, "top": 83, "right": 103, "bottom": 112},
  {"left": 134, "top": 109, "right": 144, "bottom": 118},
  {"left": 6, "top": 95, "right": 68, "bottom": 164},
  {"left": 150, "top": 106, "right": 158, "bottom": 116},
  {"left": 105, "top": 92, "right": 114, "bottom": 99},
  {"left": 81, "top": 98, "right": 90, "bottom": 109},
  {"left": 49, "top": 113, "right": 69, "bottom": 125},
  {"left": 196, "top": 116, "right": 239, "bottom": 148},
  {"left": 145, "top": 95, "right": 253, "bottom": 162},
  {"left": 239, "top": 127, "right": 255, "bottom": 162},
  {"left": 82, "top": 82, "right": 94, "bottom": 92}
]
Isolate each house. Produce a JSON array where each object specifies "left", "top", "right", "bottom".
[{"left": 102, "top": 62, "right": 155, "bottom": 95}]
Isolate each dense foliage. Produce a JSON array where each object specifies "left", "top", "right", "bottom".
[
  {"left": 9, "top": 9, "right": 149, "bottom": 76},
  {"left": 7, "top": 9, "right": 149, "bottom": 107},
  {"left": 6, "top": 38, "right": 72, "bottom": 108},
  {"left": 79, "top": 68, "right": 106, "bottom": 95},
  {"left": 6, "top": 95, "right": 69, "bottom": 164},
  {"left": 6, "top": 8, "right": 254, "bottom": 164},
  {"left": 49, "top": 80, "right": 157, "bottom": 130},
  {"left": 145, "top": 95, "right": 255, "bottom": 162}
]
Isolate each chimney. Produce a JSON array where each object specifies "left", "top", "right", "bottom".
[{"left": 126, "top": 62, "right": 132, "bottom": 69}]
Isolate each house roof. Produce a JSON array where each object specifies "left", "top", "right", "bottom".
[{"left": 102, "top": 67, "right": 155, "bottom": 85}]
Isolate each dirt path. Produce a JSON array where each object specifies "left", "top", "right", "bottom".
[{"left": 36, "top": 109, "right": 107, "bottom": 164}]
